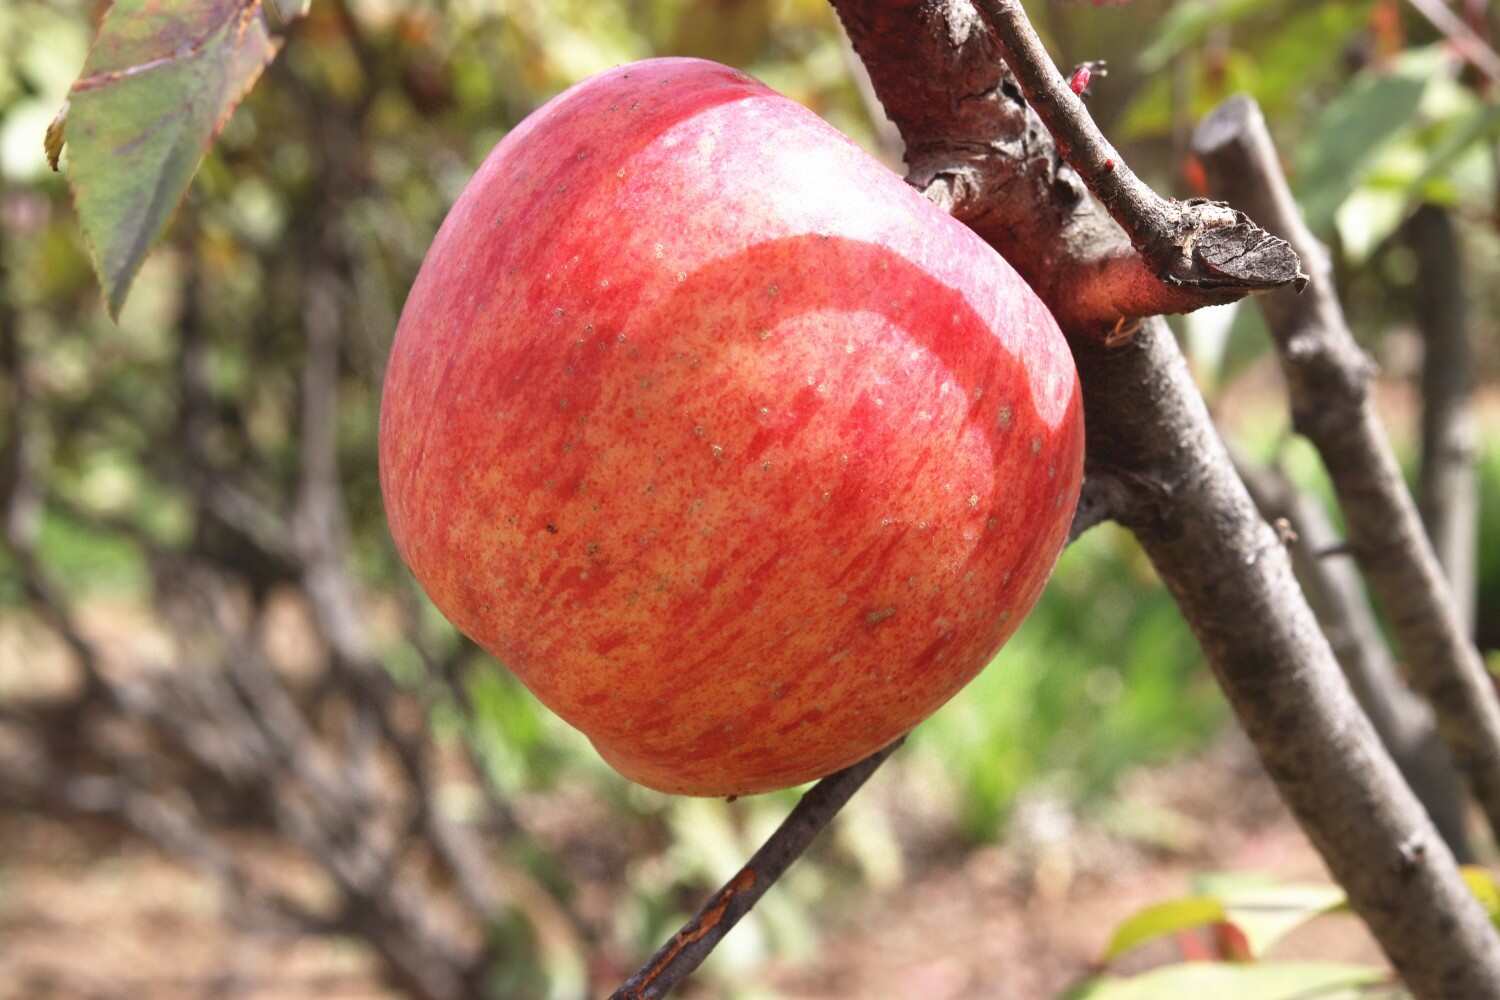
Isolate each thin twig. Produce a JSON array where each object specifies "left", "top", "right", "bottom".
[
  {"left": 971, "top": 0, "right": 1181, "bottom": 268},
  {"left": 1405, "top": 0, "right": 1500, "bottom": 82},
  {"left": 1194, "top": 94, "right": 1500, "bottom": 847},
  {"left": 610, "top": 739, "right": 903, "bottom": 1000},
  {"left": 830, "top": 0, "right": 1301, "bottom": 336},
  {"left": 971, "top": 0, "right": 1305, "bottom": 298}
]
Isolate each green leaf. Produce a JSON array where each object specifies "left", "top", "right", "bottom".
[
  {"left": 1404, "top": 100, "right": 1500, "bottom": 205},
  {"left": 59, "top": 0, "right": 290, "bottom": 318},
  {"left": 1244, "top": 2, "right": 1375, "bottom": 117},
  {"left": 1460, "top": 866, "right": 1500, "bottom": 927},
  {"left": 1137, "top": 0, "right": 1285, "bottom": 73},
  {"left": 1066, "top": 961, "right": 1389, "bottom": 1000},
  {"left": 1105, "top": 877, "right": 1351, "bottom": 963},
  {"left": 1103, "top": 897, "right": 1228, "bottom": 960},
  {"left": 1294, "top": 49, "right": 1439, "bottom": 234},
  {"left": 1209, "top": 880, "right": 1348, "bottom": 957}
]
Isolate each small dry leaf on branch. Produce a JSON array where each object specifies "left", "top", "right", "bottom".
[{"left": 44, "top": 101, "right": 68, "bottom": 172}]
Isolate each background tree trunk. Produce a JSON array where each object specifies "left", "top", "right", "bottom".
[{"left": 1407, "top": 204, "right": 1480, "bottom": 637}]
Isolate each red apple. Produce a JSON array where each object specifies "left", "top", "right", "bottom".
[{"left": 380, "top": 58, "right": 1084, "bottom": 796}]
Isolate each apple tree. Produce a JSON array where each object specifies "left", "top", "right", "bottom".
[{"left": 7, "top": 0, "right": 1500, "bottom": 997}]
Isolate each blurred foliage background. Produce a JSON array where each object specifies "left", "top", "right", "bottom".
[{"left": 1, "top": 0, "right": 1498, "bottom": 997}]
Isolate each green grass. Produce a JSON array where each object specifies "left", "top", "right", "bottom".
[
  {"left": 911, "top": 524, "right": 1226, "bottom": 841},
  {"left": 0, "top": 509, "right": 148, "bottom": 606}
]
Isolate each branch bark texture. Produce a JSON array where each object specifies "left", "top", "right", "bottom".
[
  {"left": 1193, "top": 95, "right": 1500, "bottom": 845},
  {"left": 1235, "top": 454, "right": 1470, "bottom": 859},
  {"left": 830, "top": 0, "right": 1298, "bottom": 337},
  {"left": 1078, "top": 320, "right": 1500, "bottom": 994},
  {"left": 971, "top": 0, "right": 1303, "bottom": 298},
  {"left": 829, "top": 4, "right": 1500, "bottom": 994}
]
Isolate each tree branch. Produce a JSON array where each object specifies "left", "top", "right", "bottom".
[
  {"left": 1406, "top": 204, "right": 1479, "bottom": 637},
  {"left": 832, "top": 1, "right": 1301, "bottom": 338},
  {"left": 609, "top": 739, "right": 902, "bottom": 1000},
  {"left": 1067, "top": 470, "right": 1132, "bottom": 543},
  {"left": 1234, "top": 452, "right": 1470, "bottom": 860},
  {"left": 835, "top": 17, "right": 902, "bottom": 164},
  {"left": 1193, "top": 94, "right": 1500, "bottom": 846},
  {"left": 1075, "top": 320, "right": 1500, "bottom": 995},
  {"left": 971, "top": 0, "right": 1304, "bottom": 298},
  {"left": 1405, "top": 0, "right": 1500, "bottom": 83},
  {"left": 828, "top": 3, "right": 1500, "bottom": 994}
]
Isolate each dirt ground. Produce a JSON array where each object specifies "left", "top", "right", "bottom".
[
  {"left": 0, "top": 731, "right": 1386, "bottom": 1000},
  {"left": 763, "top": 743, "right": 1384, "bottom": 999},
  {"left": 0, "top": 812, "right": 397, "bottom": 1000}
]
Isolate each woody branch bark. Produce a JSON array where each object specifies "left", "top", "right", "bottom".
[
  {"left": 1072, "top": 321, "right": 1500, "bottom": 996},
  {"left": 1234, "top": 453, "right": 1471, "bottom": 860},
  {"left": 830, "top": 1, "right": 1298, "bottom": 338},
  {"left": 834, "top": 2, "right": 1500, "bottom": 996},
  {"left": 971, "top": 0, "right": 1304, "bottom": 307},
  {"left": 1406, "top": 204, "right": 1480, "bottom": 637},
  {"left": 1193, "top": 95, "right": 1500, "bottom": 846}
]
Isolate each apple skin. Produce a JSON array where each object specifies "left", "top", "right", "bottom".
[{"left": 380, "top": 57, "right": 1084, "bottom": 796}]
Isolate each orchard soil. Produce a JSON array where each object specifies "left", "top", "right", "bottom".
[{"left": 0, "top": 655, "right": 1382, "bottom": 999}]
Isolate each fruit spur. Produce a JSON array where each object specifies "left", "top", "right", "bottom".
[{"left": 379, "top": 58, "right": 1084, "bottom": 796}]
